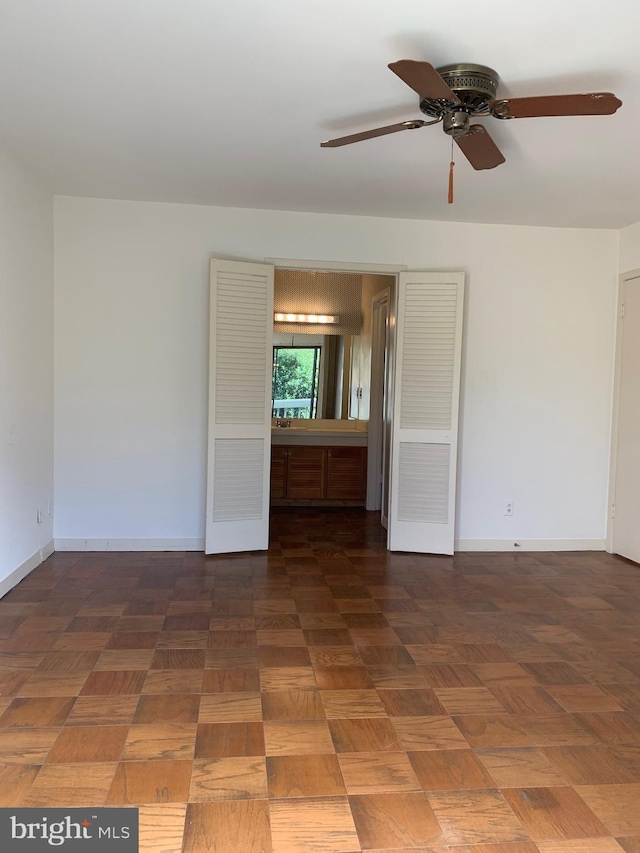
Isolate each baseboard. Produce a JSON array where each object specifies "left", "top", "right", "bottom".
[
  {"left": 0, "top": 540, "right": 55, "bottom": 599},
  {"left": 455, "top": 538, "right": 606, "bottom": 552},
  {"left": 51, "top": 536, "right": 607, "bottom": 554},
  {"left": 53, "top": 538, "right": 205, "bottom": 552}
]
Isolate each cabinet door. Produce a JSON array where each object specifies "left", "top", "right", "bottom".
[
  {"left": 326, "top": 447, "right": 367, "bottom": 500},
  {"left": 287, "top": 447, "right": 326, "bottom": 499},
  {"left": 270, "top": 446, "right": 288, "bottom": 499}
]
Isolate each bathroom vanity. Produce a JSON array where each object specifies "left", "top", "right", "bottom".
[{"left": 270, "top": 421, "right": 367, "bottom": 505}]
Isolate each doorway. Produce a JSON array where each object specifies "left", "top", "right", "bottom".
[
  {"left": 270, "top": 267, "right": 396, "bottom": 541},
  {"left": 609, "top": 269, "right": 640, "bottom": 563},
  {"left": 206, "top": 259, "right": 465, "bottom": 556}
]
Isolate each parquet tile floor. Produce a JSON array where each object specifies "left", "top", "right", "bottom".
[{"left": 1, "top": 507, "right": 640, "bottom": 852}]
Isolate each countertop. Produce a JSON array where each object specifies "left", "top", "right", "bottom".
[{"left": 271, "top": 428, "right": 367, "bottom": 447}]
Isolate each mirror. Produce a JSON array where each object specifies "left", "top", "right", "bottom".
[{"left": 272, "top": 332, "right": 355, "bottom": 420}]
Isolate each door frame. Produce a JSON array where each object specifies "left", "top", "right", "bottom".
[
  {"left": 606, "top": 267, "right": 640, "bottom": 554},
  {"left": 366, "top": 287, "right": 392, "bottom": 517},
  {"left": 265, "top": 257, "right": 405, "bottom": 535},
  {"left": 265, "top": 258, "right": 406, "bottom": 275}
]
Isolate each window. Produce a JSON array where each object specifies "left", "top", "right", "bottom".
[{"left": 272, "top": 346, "right": 321, "bottom": 419}]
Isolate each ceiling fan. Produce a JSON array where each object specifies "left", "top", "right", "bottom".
[{"left": 321, "top": 61, "right": 622, "bottom": 173}]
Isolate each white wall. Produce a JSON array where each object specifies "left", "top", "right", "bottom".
[
  {"left": 54, "top": 196, "right": 619, "bottom": 549},
  {"left": 619, "top": 220, "right": 640, "bottom": 273},
  {"left": 0, "top": 148, "right": 53, "bottom": 593}
]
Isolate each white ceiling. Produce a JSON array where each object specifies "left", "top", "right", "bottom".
[{"left": 0, "top": 0, "right": 638, "bottom": 228}]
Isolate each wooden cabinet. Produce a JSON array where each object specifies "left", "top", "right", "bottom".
[
  {"left": 271, "top": 445, "right": 367, "bottom": 504},
  {"left": 270, "top": 446, "right": 288, "bottom": 499},
  {"left": 287, "top": 447, "right": 326, "bottom": 499},
  {"left": 326, "top": 447, "right": 367, "bottom": 500}
]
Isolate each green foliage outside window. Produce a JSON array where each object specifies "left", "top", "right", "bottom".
[{"left": 272, "top": 347, "right": 320, "bottom": 418}]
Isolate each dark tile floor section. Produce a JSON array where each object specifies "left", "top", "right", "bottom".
[{"left": 0, "top": 507, "right": 639, "bottom": 853}]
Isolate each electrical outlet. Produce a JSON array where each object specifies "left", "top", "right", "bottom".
[
  {"left": 504, "top": 500, "right": 514, "bottom": 516},
  {"left": 36, "top": 506, "right": 42, "bottom": 524}
]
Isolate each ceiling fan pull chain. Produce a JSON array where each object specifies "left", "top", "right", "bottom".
[{"left": 448, "top": 136, "right": 455, "bottom": 204}]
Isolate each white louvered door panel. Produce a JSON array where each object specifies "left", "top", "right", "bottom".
[
  {"left": 388, "top": 271, "right": 465, "bottom": 554},
  {"left": 205, "top": 259, "right": 274, "bottom": 554}
]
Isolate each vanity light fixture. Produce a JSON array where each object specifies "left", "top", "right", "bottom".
[{"left": 274, "top": 312, "right": 339, "bottom": 324}]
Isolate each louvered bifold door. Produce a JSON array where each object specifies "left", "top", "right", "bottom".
[
  {"left": 388, "top": 271, "right": 465, "bottom": 554},
  {"left": 205, "top": 259, "right": 274, "bottom": 554}
]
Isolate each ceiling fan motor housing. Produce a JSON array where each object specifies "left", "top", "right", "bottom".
[
  {"left": 420, "top": 63, "right": 500, "bottom": 121},
  {"left": 443, "top": 111, "right": 471, "bottom": 138}
]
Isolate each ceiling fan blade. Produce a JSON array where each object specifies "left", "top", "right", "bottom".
[
  {"left": 455, "top": 125, "right": 505, "bottom": 170},
  {"left": 388, "top": 60, "right": 460, "bottom": 103},
  {"left": 321, "top": 119, "right": 431, "bottom": 148},
  {"left": 491, "top": 92, "right": 622, "bottom": 119}
]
